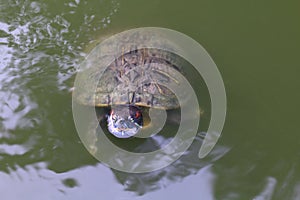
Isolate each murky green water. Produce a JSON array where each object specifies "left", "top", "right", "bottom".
[{"left": 0, "top": 0, "right": 299, "bottom": 199}]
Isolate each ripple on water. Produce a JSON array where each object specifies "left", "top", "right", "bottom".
[{"left": 0, "top": 0, "right": 120, "bottom": 177}]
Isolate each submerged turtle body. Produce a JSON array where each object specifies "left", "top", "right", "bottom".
[
  {"left": 74, "top": 29, "right": 186, "bottom": 138},
  {"left": 94, "top": 48, "right": 181, "bottom": 109}
]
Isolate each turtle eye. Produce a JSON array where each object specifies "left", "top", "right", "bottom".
[
  {"left": 134, "top": 110, "right": 141, "bottom": 119},
  {"left": 110, "top": 110, "right": 117, "bottom": 120}
]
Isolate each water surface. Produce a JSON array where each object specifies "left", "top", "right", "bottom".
[{"left": 0, "top": 0, "right": 299, "bottom": 199}]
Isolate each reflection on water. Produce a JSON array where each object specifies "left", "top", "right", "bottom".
[
  {"left": 0, "top": 161, "right": 216, "bottom": 199},
  {"left": 0, "top": 138, "right": 226, "bottom": 200},
  {"left": 110, "top": 133, "right": 229, "bottom": 195},
  {"left": 0, "top": 0, "right": 120, "bottom": 195}
]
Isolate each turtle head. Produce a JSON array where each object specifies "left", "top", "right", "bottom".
[{"left": 107, "top": 105, "right": 143, "bottom": 138}]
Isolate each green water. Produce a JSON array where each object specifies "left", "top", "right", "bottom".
[{"left": 0, "top": 0, "right": 299, "bottom": 199}]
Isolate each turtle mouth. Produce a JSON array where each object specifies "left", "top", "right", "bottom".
[{"left": 107, "top": 106, "right": 143, "bottom": 138}]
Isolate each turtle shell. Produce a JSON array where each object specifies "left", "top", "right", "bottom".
[{"left": 74, "top": 29, "right": 186, "bottom": 109}]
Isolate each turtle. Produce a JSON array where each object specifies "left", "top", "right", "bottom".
[{"left": 73, "top": 30, "right": 188, "bottom": 138}]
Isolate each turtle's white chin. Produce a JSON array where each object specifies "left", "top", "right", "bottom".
[{"left": 107, "top": 114, "right": 141, "bottom": 138}]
